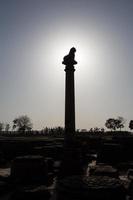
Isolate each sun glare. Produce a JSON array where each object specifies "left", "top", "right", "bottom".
[
  {"left": 47, "top": 31, "right": 101, "bottom": 70},
  {"left": 50, "top": 38, "right": 88, "bottom": 67},
  {"left": 40, "top": 29, "right": 102, "bottom": 82}
]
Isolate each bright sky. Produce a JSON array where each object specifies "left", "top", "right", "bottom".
[{"left": 0, "top": 0, "right": 133, "bottom": 130}]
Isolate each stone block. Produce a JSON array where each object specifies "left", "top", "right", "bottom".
[
  {"left": 10, "top": 185, "right": 51, "bottom": 200},
  {"left": 56, "top": 176, "right": 126, "bottom": 200},
  {"left": 11, "top": 155, "right": 48, "bottom": 184}
]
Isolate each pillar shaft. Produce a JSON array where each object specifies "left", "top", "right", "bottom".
[
  {"left": 59, "top": 48, "right": 83, "bottom": 178},
  {"left": 65, "top": 66, "right": 75, "bottom": 135}
]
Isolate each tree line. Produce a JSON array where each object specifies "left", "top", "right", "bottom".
[
  {"left": 0, "top": 115, "right": 64, "bottom": 136},
  {"left": 105, "top": 116, "right": 133, "bottom": 131},
  {"left": 0, "top": 115, "right": 32, "bottom": 132},
  {"left": 0, "top": 115, "right": 133, "bottom": 134}
]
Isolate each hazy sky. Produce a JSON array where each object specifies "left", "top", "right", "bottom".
[{"left": 0, "top": 0, "right": 133, "bottom": 130}]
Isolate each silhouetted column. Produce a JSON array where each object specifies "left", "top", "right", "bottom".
[
  {"left": 59, "top": 48, "right": 83, "bottom": 178},
  {"left": 62, "top": 47, "right": 77, "bottom": 139}
]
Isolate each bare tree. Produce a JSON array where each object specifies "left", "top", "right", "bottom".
[
  {"left": 0, "top": 122, "right": 4, "bottom": 132},
  {"left": 13, "top": 115, "right": 33, "bottom": 132},
  {"left": 5, "top": 123, "right": 10, "bottom": 132}
]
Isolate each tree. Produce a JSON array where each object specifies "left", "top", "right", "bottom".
[
  {"left": 88, "top": 127, "right": 104, "bottom": 133},
  {"left": 115, "top": 116, "right": 125, "bottom": 131},
  {"left": 0, "top": 122, "right": 4, "bottom": 132},
  {"left": 129, "top": 120, "right": 133, "bottom": 131},
  {"left": 105, "top": 117, "right": 125, "bottom": 131},
  {"left": 5, "top": 123, "right": 10, "bottom": 132},
  {"left": 13, "top": 115, "right": 33, "bottom": 132},
  {"left": 101, "top": 128, "right": 105, "bottom": 132},
  {"left": 93, "top": 127, "right": 100, "bottom": 132},
  {"left": 105, "top": 118, "right": 116, "bottom": 131}
]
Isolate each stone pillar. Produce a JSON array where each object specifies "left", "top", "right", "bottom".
[
  {"left": 59, "top": 48, "right": 83, "bottom": 178},
  {"left": 62, "top": 47, "right": 77, "bottom": 141},
  {"left": 65, "top": 65, "right": 75, "bottom": 135}
]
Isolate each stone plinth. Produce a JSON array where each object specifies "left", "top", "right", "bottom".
[
  {"left": 98, "top": 143, "right": 122, "bottom": 164},
  {"left": 10, "top": 185, "right": 51, "bottom": 200},
  {"left": 56, "top": 176, "right": 126, "bottom": 200},
  {"left": 89, "top": 164, "right": 118, "bottom": 178},
  {"left": 59, "top": 147, "right": 83, "bottom": 178},
  {"left": 11, "top": 155, "right": 48, "bottom": 184}
]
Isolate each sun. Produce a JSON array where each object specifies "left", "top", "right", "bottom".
[{"left": 40, "top": 29, "right": 102, "bottom": 82}]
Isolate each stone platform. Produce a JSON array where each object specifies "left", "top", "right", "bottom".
[{"left": 56, "top": 176, "right": 126, "bottom": 200}]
